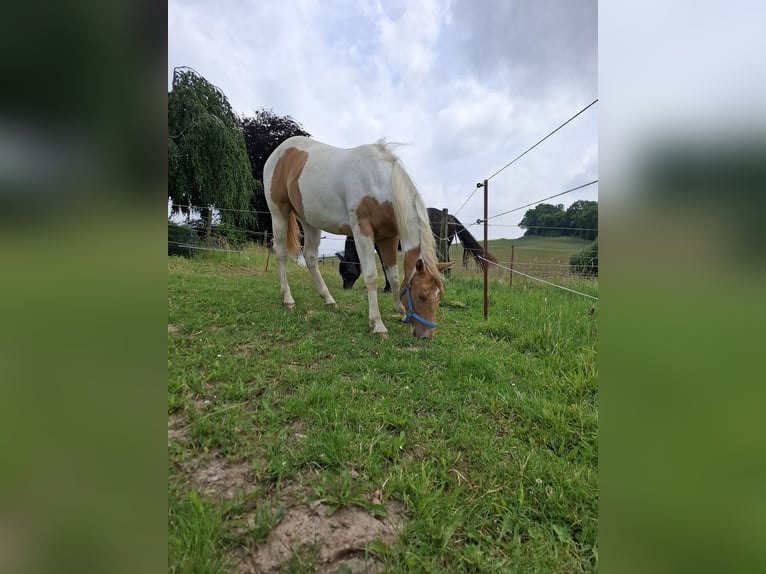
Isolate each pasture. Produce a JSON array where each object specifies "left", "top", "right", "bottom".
[
  {"left": 168, "top": 243, "right": 598, "bottom": 573},
  {"left": 448, "top": 235, "right": 595, "bottom": 282}
]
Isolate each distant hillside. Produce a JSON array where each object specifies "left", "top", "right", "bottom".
[{"left": 449, "top": 235, "right": 594, "bottom": 280}]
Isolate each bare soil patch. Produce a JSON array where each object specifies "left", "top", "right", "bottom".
[
  {"left": 241, "top": 501, "right": 406, "bottom": 573},
  {"left": 190, "top": 456, "right": 258, "bottom": 499},
  {"left": 168, "top": 412, "right": 187, "bottom": 447},
  {"left": 235, "top": 341, "right": 262, "bottom": 356}
]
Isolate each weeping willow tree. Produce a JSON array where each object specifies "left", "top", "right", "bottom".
[{"left": 168, "top": 67, "right": 255, "bottom": 238}]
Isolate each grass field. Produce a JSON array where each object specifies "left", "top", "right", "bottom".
[
  {"left": 447, "top": 235, "right": 595, "bottom": 283},
  {"left": 168, "top": 242, "right": 598, "bottom": 573}
]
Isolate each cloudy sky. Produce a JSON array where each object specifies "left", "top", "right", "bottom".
[{"left": 169, "top": 0, "right": 598, "bottom": 254}]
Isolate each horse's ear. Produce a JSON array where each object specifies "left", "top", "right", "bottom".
[
  {"left": 335, "top": 252, "right": 345, "bottom": 261},
  {"left": 415, "top": 258, "right": 425, "bottom": 272},
  {"left": 437, "top": 262, "right": 456, "bottom": 272}
]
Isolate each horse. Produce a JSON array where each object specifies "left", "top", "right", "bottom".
[
  {"left": 336, "top": 238, "right": 392, "bottom": 292},
  {"left": 426, "top": 208, "right": 499, "bottom": 271},
  {"left": 336, "top": 207, "right": 498, "bottom": 290},
  {"left": 264, "top": 136, "right": 454, "bottom": 339}
]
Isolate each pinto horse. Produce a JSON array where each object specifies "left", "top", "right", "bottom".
[
  {"left": 264, "top": 136, "right": 453, "bottom": 339},
  {"left": 336, "top": 207, "right": 498, "bottom": 290}
]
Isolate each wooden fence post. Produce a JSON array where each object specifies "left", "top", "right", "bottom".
[
  {"left": 509, "top": 245, "right": 515, "bottom": 287},
  {"left": 483, "top": 180, "right": 488, "bottom": 320},
  {"left": 438, "top": 208, "right": 448, "bottom": 263}
]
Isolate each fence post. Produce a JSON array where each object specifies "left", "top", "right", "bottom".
[
  {"left": 483, "top": 179, "right": 488, "bottom": 320},
  {"left": 439, "top": 209, "right": 448, "bottom": 262},
  {"left": 187, "top": 202, "right": 194, "bottom": 258},
  {"left": 440, "top": 208, "right": 450, "bottom": 275},
  {"left": 509, "top": 245, "right": 515, "bottom": 287}
]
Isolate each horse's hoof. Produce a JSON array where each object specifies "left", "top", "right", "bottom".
[
  {"left": 286, "top": 303, "right": 296, "bottom": 310},
  {"left": 376, "top": 331, "right": 389, "bottom": 339}
]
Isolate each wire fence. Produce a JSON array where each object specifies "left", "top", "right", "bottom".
[
  {"left": 478, "top": 256, "right": 598, "bottom": 300},
  {"left": 168, "top": 235, "right": 597, "bottom": 299},
  {"left": 482, "top": 179, "right": 598, "bottom": 223},
  {"left": 168, "top": 218, "right": 596, "bottom": 242},
  {"left": 453, "top": 99, "right": 598, "bottom": 217}
]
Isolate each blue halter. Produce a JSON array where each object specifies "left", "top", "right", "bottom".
[{"left": 399, "top": 279, "right": 437, "bottom": 329}]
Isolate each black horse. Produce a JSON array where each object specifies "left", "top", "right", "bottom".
[
  {"left": 335, "top": 238, "right": 393, "bottom": 292},
  {"left": 336, "top": 208, "right": 497, "bottom": 290},
  {"left": 426, "top": 208, "right": 499, "bottom": 272}
]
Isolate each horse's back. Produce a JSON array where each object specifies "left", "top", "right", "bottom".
[{"left": 265, "top": 137, "right": 396, "bottom": 234}]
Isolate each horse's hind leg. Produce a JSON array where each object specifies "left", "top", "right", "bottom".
[
  {"left": 303, "top": 224, "right": 336, "bottom": 306},
  {"left": 271, "top": 210, "right": 296, "bottom": 308}
]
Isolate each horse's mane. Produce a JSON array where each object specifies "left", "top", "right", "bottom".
[{"left": 377, "top": 141, "right": 442, "bottom": 288}]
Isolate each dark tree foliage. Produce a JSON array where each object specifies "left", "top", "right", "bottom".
[
  {"left": 168, "top": 67, "right": 255, "bottom": 233},
  {"left": 239, "top": 109, "right": 311, "bottom": 235},
  {"left": 519, "top": 200, "right": 598, "bottom": 240},
  {"left": 519, "top": 203, "right": 568, "bottom": 236},
  {"left": 565, "top": 200, "right": 598, "bottom": 240}
]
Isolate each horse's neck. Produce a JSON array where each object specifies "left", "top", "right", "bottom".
[{"left": 400, "top": 212, "right": 426, "bottom": 277}]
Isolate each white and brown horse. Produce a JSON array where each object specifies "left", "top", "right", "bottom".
[{"left": 264, "top": 136, "right": 453, "bottom": 338}]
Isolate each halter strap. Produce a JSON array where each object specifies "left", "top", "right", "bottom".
[{"left": 399, "top": 274, "right": 436, "bottom": 329}]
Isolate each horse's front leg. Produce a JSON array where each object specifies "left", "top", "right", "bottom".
[
  {"left": 366, "top": 284, "right": 387, "bottom": 337},
  {"left": 354, "top": 234, "right": 388, "bottom": 337},
  {"left": 376, "top": 236, "right": 405, "bottom": 316}
]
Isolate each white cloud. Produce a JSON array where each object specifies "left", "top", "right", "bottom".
[{"left": 373, "top": 0, "right": 446, "bottom": 84}]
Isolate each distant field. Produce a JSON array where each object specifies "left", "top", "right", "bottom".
[{"left": 448, "top": 235, "right": 595, "bottom": 282}]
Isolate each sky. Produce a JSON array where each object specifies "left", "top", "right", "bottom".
[{"left": 168, "top": 0, "right": 598, "bottom": 255}]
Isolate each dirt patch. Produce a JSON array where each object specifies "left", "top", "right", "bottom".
[
  {"left": 168, "top": 324, "right": 181, "bottom": 333},
  {"left": 191, "top": 456, "right": 258, "bottom": 499},
  {"left": 168, "top": 413, "right": 186, "bottom": 447},
  {"left": 189, "top": 398, "right": 212, "bottom": 410},
  {"left": 235, "top": 341, "right": 262, "bottom": 356},
  {"left": 243, "top": 501, "right": 406, "bottom": 573}
]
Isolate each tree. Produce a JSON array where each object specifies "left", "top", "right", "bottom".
[
  {"left": 168, "top": 67, "right": 255, "bottom": 238},
  {"left": 519, "top": 201, "right": 598, "bottom": 238},
  {"left": 519, "top": 203, "right": 568, "bottom": 236},
  {"left": 240, "top": 109, "right": 311, "bottom": 236},
  {"left": 565, "top": 200, "right": 598, "bottom": 240}
]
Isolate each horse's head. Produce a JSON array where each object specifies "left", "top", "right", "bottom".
[
  {"left": 400, "top": 259, "right": 454, "bottom": 339},
  {"left": 335, "top": 251, "right": 361, "bottom": 289}
]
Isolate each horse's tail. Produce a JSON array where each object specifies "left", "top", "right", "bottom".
[
  {"left": 462, "top": 247, "right": 471, "bottom": 269},
  {"left": 454, "top": 217, "right": 496, "bottom": 271},
  {"left": 286, "top": 211, "right": 301, "bottom": 258}
]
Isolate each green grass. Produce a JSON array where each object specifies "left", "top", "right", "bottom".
[{"left": 168, "top": 244, "right": 598, "bottom": 572}]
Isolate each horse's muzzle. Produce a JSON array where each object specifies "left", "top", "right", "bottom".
[{"left": 412, "top": 324, "right": 434, "bottom": 340}]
